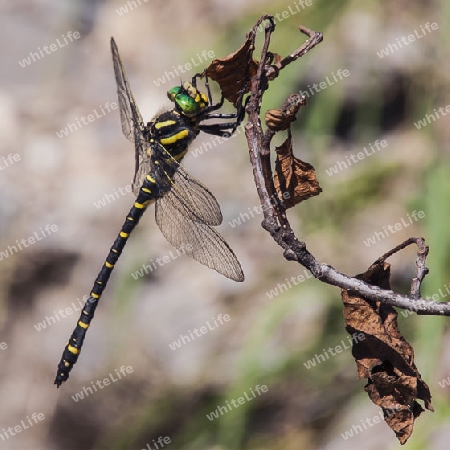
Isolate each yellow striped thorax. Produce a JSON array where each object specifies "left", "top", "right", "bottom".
[{"left": 167, "top": 81, "right": 209, "bottom": 116}]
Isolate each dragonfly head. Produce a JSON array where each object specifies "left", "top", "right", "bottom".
[{"left": 167, "top": 81, "right": 209, "bottom": 116}]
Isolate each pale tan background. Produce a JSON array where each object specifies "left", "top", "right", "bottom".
[{"left": 0, "top": 1, "right": 449, "bottom": 449}]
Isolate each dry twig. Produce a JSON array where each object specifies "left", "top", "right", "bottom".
[{"left": 205, "top": 15, "right": 443, "bottom": 444}]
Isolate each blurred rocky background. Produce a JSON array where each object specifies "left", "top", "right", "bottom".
[{"left": 0, "top": 0, "right": 450, "bottom": 449}]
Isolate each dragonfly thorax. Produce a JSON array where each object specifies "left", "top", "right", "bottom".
[
  {"left": 167, "top": 81, "right": 209, "bottom": 117},
  {"left": 146, "top": 109, "right": 199, "bottom": 163}
]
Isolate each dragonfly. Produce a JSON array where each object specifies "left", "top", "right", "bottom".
[{"left": 54, "top": 37, "right": 245, "bottom": 387}]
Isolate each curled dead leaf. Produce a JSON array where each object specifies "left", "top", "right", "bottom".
[
  {"left": 273, "top": 135, "right": 321, "bottom": 208},
  {"left": 204, "top": 16, "right": 274, "bottom": 105},
  {"left": 265, "top": 93, "right": 307, "bottom": 131},
  {"left": 341, "top": 262, "right": 433, "bottom": 445}
]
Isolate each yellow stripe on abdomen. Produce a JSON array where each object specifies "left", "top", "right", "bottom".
[
  {"left": 160, "top": 129, "right": 189, "bottom": 146},
  {"left": 67, "top": 345, "right": 80, "bottom": 355}
]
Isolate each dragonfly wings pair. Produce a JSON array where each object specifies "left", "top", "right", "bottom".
[{"left": 111, "top": 38, "right": 244, "bottom": 282}]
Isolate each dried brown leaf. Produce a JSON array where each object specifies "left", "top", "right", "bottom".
[
  {"left": 204, "top": 19, "right": 263, "bottom": 105},
  {"left": 273, "top": 135, "right": 321, "bottom": 208},
  {"left": 341, "top": 262, "right": 433, "bottom": 445},
  {"left": 265, "top": 93, "right": 306, "bottom": 131}
]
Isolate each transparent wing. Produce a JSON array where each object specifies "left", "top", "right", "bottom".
[
  {"left": 155, "top": 192, "right": 244, "bottom": 282},
  {"left": 151, "top": 141, "right": 223, "bottom": 226},
  {"left": 110, "top": 37, "right": 145, "bottom": 143},
  {"left": 110, "top": 37, "right": 150, "bottom": 194},
  {"left": 131, "top": 146, "right": 151, "bottom": 195}
]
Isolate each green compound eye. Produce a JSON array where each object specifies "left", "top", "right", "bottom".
[
  {"left": 167, "top": 85, "right": 205, "bottom": 115},
  {"left": 177, "top": 93, "right": 199, "bottom": 114},
  {"left": 167, "top": 86, "right": 181, "bottom": 99}
]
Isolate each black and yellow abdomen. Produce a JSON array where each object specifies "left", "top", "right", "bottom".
[
  {"left": 54, "top": 181, "right": 158, "bottom": 386},
  {"left": 55, "top": 111, "right": 200, "bottom": 386}
]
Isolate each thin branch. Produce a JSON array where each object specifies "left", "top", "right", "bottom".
[
  {"left": 265, "top": 26, "right": 324, "bottom": 80},
  {"left": 243, "top": 21, "right": 450, "bottom": 316},
  {"left": 372, "top": 237, "right": 429, "bottom": 300}
]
